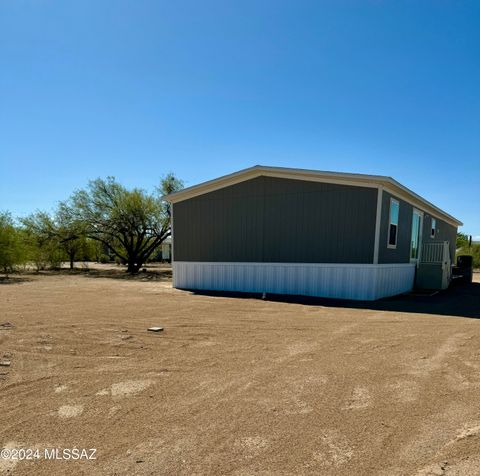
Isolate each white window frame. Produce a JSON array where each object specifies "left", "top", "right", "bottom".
[
  {"left": 387, "top": 198, "right": 400, "bottom": 249},
  {"left": 430, "top": 217, "right": 436, "bottom": 238}
]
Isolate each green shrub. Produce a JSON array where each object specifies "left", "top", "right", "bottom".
[
  {"left": 0, "top": 212, "right": 26, "bottom": 274},
  {"left": 457, "top": 244, "right": 480, "bottom": 269},
  {"left": 99, "top": 254, "right": 110, "bottom": 264}
]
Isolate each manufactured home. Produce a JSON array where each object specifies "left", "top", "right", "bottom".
[{"left": 165, "top": 166, "right": 462, "bottom": 300}]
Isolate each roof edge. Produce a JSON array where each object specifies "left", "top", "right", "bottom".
[{"left": 164, "top": 165, "right": 462, "bottom": 227}]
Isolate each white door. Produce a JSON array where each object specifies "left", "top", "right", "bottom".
[
  {"left": 410, "top": 209, "right": 423, "bottom": 263},
  {"left": 441, "top": 241, "right": 451, "bottom": 289}
]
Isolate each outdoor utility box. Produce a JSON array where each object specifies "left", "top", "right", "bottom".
[{"left": 453, "top": 255, "right": 473, "bottom": 283}]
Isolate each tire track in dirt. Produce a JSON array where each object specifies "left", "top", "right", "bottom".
[
  {"left": 95, "top": 318, "right": 365, "bottom": 473},
  {"left": 377, "top": 333, "right": 479, "bottom": 475}
]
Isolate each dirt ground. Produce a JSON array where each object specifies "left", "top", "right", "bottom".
[{"left": 1, "top": 266, "right": 480, "bottom": 476}]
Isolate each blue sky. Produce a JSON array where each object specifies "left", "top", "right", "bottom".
[{"left": 0, "top": 1, "right": 478, "bottom": 236}]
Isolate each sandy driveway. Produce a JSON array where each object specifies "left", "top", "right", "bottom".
[{"left": 1, "top": 269, "right": 480, "bottom": 475}]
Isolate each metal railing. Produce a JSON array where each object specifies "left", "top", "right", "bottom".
[{"left": 421, "top": 241, "right": 449, "bottom": 264}]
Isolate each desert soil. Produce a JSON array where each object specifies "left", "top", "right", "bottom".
[{"left": 1, "top": 266, "right": 480, "bottom": 475}]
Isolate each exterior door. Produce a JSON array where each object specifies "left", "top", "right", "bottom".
[{"left": 410, "top": 209, "right": 423, "bottom": 263}]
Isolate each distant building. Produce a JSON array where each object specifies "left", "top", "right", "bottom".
[
  {"left": 160, "top": 236, "right": 171, "bottom": 262},
  {"left": 165, "top": 166, "right": 462, "bottom": 300}
]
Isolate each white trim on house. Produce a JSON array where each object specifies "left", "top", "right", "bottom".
[
  {"left": 165, "top": 166, "right": 382, "bottom": 203},
  {"left": 173, "top": 261, "right": 416, "bottom": 301},
  {"left": 410, "top": 208, "right": 424, "bottom": 264},
  {"left": 176, "top": 261, "right": 414, "bottom": 268},
  {"left": 373, "top": 186, "right": 383, "bottom": 264},
  {"left": 380, "top": 184, "right": 456, "bottom": 228},
  {"left": 163, "top": 165, "right": 462, "bottom": 227}
]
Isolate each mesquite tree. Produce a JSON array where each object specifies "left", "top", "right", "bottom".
[{"left": 70, "top": 175, "right": 182, "bottom": 273}]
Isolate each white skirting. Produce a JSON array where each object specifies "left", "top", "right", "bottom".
[{"left": 173, "top": 262, "right": 416, "bottom": 301}]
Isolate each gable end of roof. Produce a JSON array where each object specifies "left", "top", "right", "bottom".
[{"left": 164, "top": 165, "right": 462, "bottom": 227}]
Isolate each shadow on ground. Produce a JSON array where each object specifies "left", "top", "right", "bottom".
[
  {"left": 0, "top": 276, "right": 33, "bottom": 285},
  {"left": 76, "top": 268, "right": 172, "bottom": 281},
  {"left": 1, "top": 267, "right": 172, "bottom": 283},
  {"left": 63, "top": 268, "right": 172, "bottom": 281},
  {"left": 190, "top": 280, "right": 480, "bottom": 319}
]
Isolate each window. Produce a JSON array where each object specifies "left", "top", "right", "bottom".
[
  {"left": 388, "top": 199, "right": 399, "bottom": 248},
  {"left": 430, "top": 218, "right": 436, "bottom": 238}
]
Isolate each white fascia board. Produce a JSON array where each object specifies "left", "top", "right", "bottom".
[
  {"left": 163, "top": 165, "right": 384, "bottom": 203},
  {"left": 381, "top": 184, "right": 462, "bottom": 228},
  {"left": 164, "top": 165, "right": 462, "bottom": 228}
]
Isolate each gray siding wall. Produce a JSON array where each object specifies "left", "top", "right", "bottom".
[
  {"left": 379, "top": 191, "right": 457, "bottom": 264},
  {"left": 173, "top": 176, "right": 378, "bottom": 263},
  {"left": 378, "top": 192, "right": 413, "bottom": 264}
]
